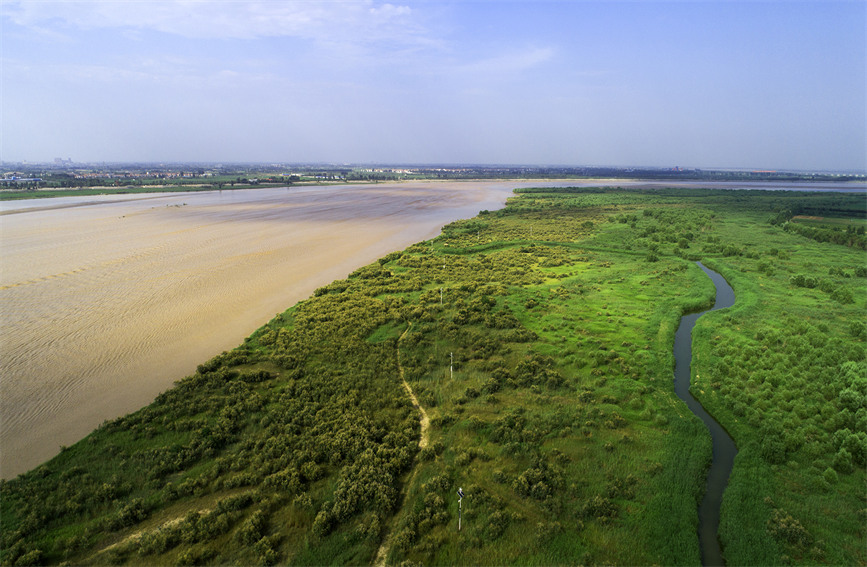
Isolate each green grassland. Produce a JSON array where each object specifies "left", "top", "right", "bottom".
[{"left": 1, "top": 187, "right": 864, "bottom": 566}]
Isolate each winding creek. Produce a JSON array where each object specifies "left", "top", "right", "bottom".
[{"left": 673, "top": 262, "right": 737, "bottom": 567}]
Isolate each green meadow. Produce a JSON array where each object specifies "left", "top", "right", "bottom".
[{"left": 1, "top": 187, "right": 864, "bottom": 566}]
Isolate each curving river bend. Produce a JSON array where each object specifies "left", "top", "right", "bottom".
[{"left": 673, "top": 262, "right": 737, "bottom": 567}]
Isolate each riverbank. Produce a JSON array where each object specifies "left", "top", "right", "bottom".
[
  {"left": 2, "top": 177, "right": 864, "bottom": 203},
  {"left": 0, "top": 182, "right": 508, "bottom": 477},
  {"left": 0, "top": 180, "right": 597, "bottom": 478}
]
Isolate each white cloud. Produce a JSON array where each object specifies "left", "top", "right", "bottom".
[
  {"left": 3, "top": 0, "right": 417, "bottom": 42},
  {"left": 370, "top": 3, "right": 411, "bottom": 18},
  {"left": 456, "top": 46, "right": 555, "bottom": 76}
]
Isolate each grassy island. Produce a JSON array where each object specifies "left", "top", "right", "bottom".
[{"left": 1, "top": 187, "right": 864, "bottom": 566}]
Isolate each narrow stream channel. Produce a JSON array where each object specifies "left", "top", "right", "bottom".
[{"left": 673, "top": 262, "right": 737, "bottom": 567}]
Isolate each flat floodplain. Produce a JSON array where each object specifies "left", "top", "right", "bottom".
[
  {"left": 0, "top": 182, "right": 504, "bottom": 477},
  {"left": 1, "top": 180, "right": 863, "bottom": 478},
  {"left": 0, "top": 180, "right": 604, "bottom": 478},
  {"left": 1, "top": 183, "right": 864, "bottom": 566}
]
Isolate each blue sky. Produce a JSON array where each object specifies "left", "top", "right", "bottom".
[{"left": 2, "top": 1, "right": 865, "bottom": 171}]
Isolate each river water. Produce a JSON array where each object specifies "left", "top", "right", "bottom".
[{"left": 673, "top": 262, "right": 737, "bottom": 567}]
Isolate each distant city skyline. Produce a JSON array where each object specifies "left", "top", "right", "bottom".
[
  {"left": 2, "top": 1, "right": 865, "bottom": 172},
  {"left": 2, "top": 160, "right": 865, "bottom": 176}
]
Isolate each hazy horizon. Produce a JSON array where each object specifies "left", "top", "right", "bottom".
[
  {"left": 2, "top": 1, "right": 865, "bottom": 172},
  {"left": 3, "top": 161, "right": 866, "bottom": 176}
]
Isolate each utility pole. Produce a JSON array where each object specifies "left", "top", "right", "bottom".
[
  {"left": 458, "top": 487, "right": 464, "bottom": 531},
  {"left": 440, "top": 288, "right": 443, "bottom": 305},
  {"left": 450, "top": 352, "right": 454, "bottom": 380}
]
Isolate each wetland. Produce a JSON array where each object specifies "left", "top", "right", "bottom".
[
  {"left": 1, "top": 183, "right": 864, "bottom": 566},
  {"left": 1, "top": 180, "right": 618, "bottom": 477}
]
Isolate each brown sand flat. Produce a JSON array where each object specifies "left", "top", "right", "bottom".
[{"left": 0, "top": 181, "right": 567, "bottom": 478}]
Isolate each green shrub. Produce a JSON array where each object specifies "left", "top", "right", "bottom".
[
  {"left": 578, "top": 495, "right": 618, "bottom": 520},
  {"left": 13, "top": 549, "right": 43, "bottom": 567},
  {"left": 236, "top": 510, "right": 268, "bottom": 546},
  {"left": 761, "top": 437, "right": 787, "bottom": 465},
  {"left": 767, "top": 509, "right": 812, "bottom": 548},
  {"left": 831, "top": 287, "right": 854, "bottom": 304},
  {"left": 832, "top": 448, "right": 855, "bottom": 474},
  {"left": 311, "top": 507, "right": 333, "bottom": 538}
]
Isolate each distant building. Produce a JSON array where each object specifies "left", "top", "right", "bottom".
[{"left": 1, "top": 177, "right": 43, "bottom": 183}]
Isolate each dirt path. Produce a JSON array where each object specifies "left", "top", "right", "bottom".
[
  {"left": 89, "top": 508, "right": 211, "bottom": 561},
  {"left": 397, "top": 324, "right": 430, "bottom": 450},
  {"left": 373, "top": 323, "right": 429, "bottom": 566}
]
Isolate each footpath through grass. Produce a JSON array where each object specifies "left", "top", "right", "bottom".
[{"left": 1, "top": 187, "right": 864, "bottom": 566}]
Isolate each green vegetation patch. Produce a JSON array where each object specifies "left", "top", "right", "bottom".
[{"left": 1, "top": 186, "right": 864, "bottom": 566}]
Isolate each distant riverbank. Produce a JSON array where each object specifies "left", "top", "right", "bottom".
[{"left": 2, "top": 177, "right": 864, "bottom": 203}]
